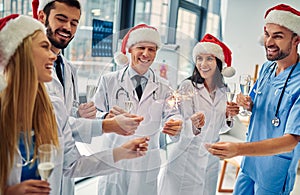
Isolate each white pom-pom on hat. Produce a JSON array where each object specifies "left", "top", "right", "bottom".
[
  {"left": 114, "top": 51, "right": 129, "bottom": 66},
  {"left": 0, "top": 74, "right": 7, "bottom": 92},
  {"left": 222, "top": 67, "right": 236, "bottom": 77},
  {"left": 193, "top": 33, "right": 235, "bottom": 77},
  {"left": 264, "top": 4, "right": 300, "bottom": 36},
  {"left": 114, "top": 24, "right": 161, "bottom": 66}
]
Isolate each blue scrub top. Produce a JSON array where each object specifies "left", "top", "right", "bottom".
[
  {"left": 241, "top": 61, "right": 300, "bottom": 193},
  {"left": 19, "top": 132, "right": 41, "bottom": 181}
]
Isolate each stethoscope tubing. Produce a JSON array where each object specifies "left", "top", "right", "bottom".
[{"left": 255, "top": 56, "right": 299, "bottom": 127}]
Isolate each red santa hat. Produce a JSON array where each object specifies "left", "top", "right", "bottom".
[
  {"left": 114, "top": 24, "right": 162, "bottom": 66},
  {"left": 265, "top": 4, "right": 300, "bottom": 35},
  {"left": 192, "top": 33, "right": 235, "bottom": 77},
  {"left": 32, "top": 0, "right": 55, "bottom": 19},
  {"left": 0, "top": 14, "right": 45, "bottom": 90}
]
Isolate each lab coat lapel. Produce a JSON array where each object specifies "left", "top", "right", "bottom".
[
  {"left": 196, "top": 83, "right": 225, "bottom": 106},
  {"left": 140, "top": 73, "right": 158, "bottom": 103},
  {"left": 50, "top": 66, "right": 65, "bottom": 100},
  {"left": 213, "top": 87, "right": 226, "bottom": 106},
  {"left": 63, "top": 59, "right": 74, "bottom": 105},
  {"left": 197, "top": 84, "right": 213, "bottom": 105}
]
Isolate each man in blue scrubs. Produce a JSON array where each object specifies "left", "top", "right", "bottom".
[{"left": 208, "top": 4, "right": 300, "bottom": 194}]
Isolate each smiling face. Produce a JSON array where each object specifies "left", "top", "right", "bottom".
[
  {"left": 31, "top": 31, "right": 57, "bottom": 82},
  {"left": 195, "top": 54, "right": 218, "bottom": 80},
  {"left": 41, "top": 2, "right": 80, "bottom": 53},
  {"left": 264, "top": 23, "right": 298, "bottom": 61},
  {"left": 129, "top": 42, "right": 157, "bottom": 75}
]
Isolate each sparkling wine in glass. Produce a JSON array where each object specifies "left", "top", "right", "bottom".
[
  {"left": 86, "top": 84, "right": 98, "bottom": 102},
  {"left": 38, "top": 144, "right": 56, "bottom": 181},
  {"left": 124, "top": 100, "right": 134, "bottom": 113},
  {"left": 86, "top": 73, "right": 99, "bottom": 102},
  {"left": 226, "top": 82, "right": 236, "bottom": 127},
  {"left": 239, "top": 74, "right": 252, "bottom": 116}
]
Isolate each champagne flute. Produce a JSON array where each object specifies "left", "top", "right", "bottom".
[
  {"left": 226, "top": 82, "right": 236, "bottom": 127},
  {"left": 86, "top": 73, "right": 99, "bottom": 102},
  {"left": 38, "top": 144, "right": 56, "bottom": 181},
  {"left": 239, "top": 74, "right": 252, "bottom": 116},
  {"left": 124, "top": 100, "right": 134, "bottom": 113},
  {"left": 86, "top": 84, "right": 98, "bottom": 102}
]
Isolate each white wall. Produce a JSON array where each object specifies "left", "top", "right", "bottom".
[{"left": 223, "top": 0, "right": 300, "bottom": 83}]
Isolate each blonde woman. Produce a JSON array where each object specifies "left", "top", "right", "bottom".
[{"left": 0, "top": 14, "right": 149, "bottom": 195}]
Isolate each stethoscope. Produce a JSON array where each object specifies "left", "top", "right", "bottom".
[
  {"left": 255, "top": 56, "right": 299, "bottom": 127},
  {"left": 115, "top": 66, "right": 158, "bottom": 101}
]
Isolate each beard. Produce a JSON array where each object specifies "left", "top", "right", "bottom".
[
  {"left": 265, "top": 41, "right": 292, "bottom": 61},
  {"left": 45, "top": 19, "right": 74, "bottom": 49}
]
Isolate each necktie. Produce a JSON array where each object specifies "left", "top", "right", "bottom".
[
  {"left": 135, "top": 75, "right": 143, "bottom": 100},
  {"left": 55, "top": 55, "right": 64, "bottom": 88}
]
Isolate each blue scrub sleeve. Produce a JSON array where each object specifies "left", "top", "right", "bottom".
[{"left": 284, "top": 95, "right": 300, "bottom": 136}]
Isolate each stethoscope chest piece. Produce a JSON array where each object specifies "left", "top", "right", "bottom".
[{"left": 271, "top": 117, "right": 280, "bottom": 127}]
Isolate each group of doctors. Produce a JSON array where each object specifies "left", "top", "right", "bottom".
[{"left": 0, "top": 0, "right": 300, "bottom": 195}]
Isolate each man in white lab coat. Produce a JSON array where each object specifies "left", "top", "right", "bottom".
[
  {"left": 94, "top": 24, "right": 183, "bottom": 195},
  {"left": 32, "top": 0, "right": 144, "bottom": 194}
]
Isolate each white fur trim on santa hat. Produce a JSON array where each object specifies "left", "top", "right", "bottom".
[
  {"left": 0, "top": 15, "right": 45, "bottom": 68},
  {"left": 265, "top": 10, "right": 300, "bottom": 35},
  {"left": 192, "top": 42, "right": 236, "bottom": 77},
  {"left": 126, "top": 27, "right": 162, "bottom": 49},
  {"left": 38, "top": 0, "right": 55, "bottom": 11},
  {"left": 192, "top": 42, "right": 224, "bottom": 63}
]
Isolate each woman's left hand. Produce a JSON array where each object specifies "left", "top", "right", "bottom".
[
  {"left": 190, "top": 112, "right": 205, "bottom": 129},
  {"left": 226, "top": 102, "right": 240, "bottom": 117}
]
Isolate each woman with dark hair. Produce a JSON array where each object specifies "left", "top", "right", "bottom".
[{"left": 159, "top": 34, "right": 239, "bottom": 195}]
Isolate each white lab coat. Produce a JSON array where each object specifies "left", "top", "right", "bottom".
[
  {"left": 93, "top": 66, "right": 181, "bottom": 195},
  {"left": 6, "top": 94, "right": 120, "bottom": 195},
  {"left": 45, "top": 54, "right": 103, "bottom": 195},
  {"left": 159, "top": 80, "right": 230, "bottom": 195}
]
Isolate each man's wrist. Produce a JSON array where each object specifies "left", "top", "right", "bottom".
[{"left": 102, "top": 118, "right": 114, "bottom": 133}]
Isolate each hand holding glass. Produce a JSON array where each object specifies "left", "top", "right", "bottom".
[
  {"left": 239, "top": 74, "right": 252, "bottom": 116},
  {"left": 38, "top": 144, "right": 56, "bottom": 181},
  {"left": 226, "top": 82, "right": 236, "bottom": 126}
]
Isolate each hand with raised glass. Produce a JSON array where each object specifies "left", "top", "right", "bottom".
[
  {"left": 190, "top": 112, "right": 205, "bottom": 129},
  {"left": 78, "top": 102, "right": 97, "bottom": 119},
  {"left": 113, "top": 136, "right": 150, "bottom": 162},
  {"left": 236, "top": 93, "right": 253, "bottom": 112},
  {"left": 162, "top": 118, "right": 183, "bottom": 136},
  {"left": 103, "top": 113, "right": 144, "bottom": 136},
  {"left": 5, "top": 180, "right": 51, "bottom": 195}
]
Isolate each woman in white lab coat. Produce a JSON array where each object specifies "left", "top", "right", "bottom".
[
  {"left": 159, "top": 34, "right": 239, "bottom": 195},
  {"left": 0, "top": 14, "right": 149, "bottom": 195}
]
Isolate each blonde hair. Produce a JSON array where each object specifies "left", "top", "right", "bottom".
[{"left": 0, "top": 30, "right": 59, "bottom": 193}]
